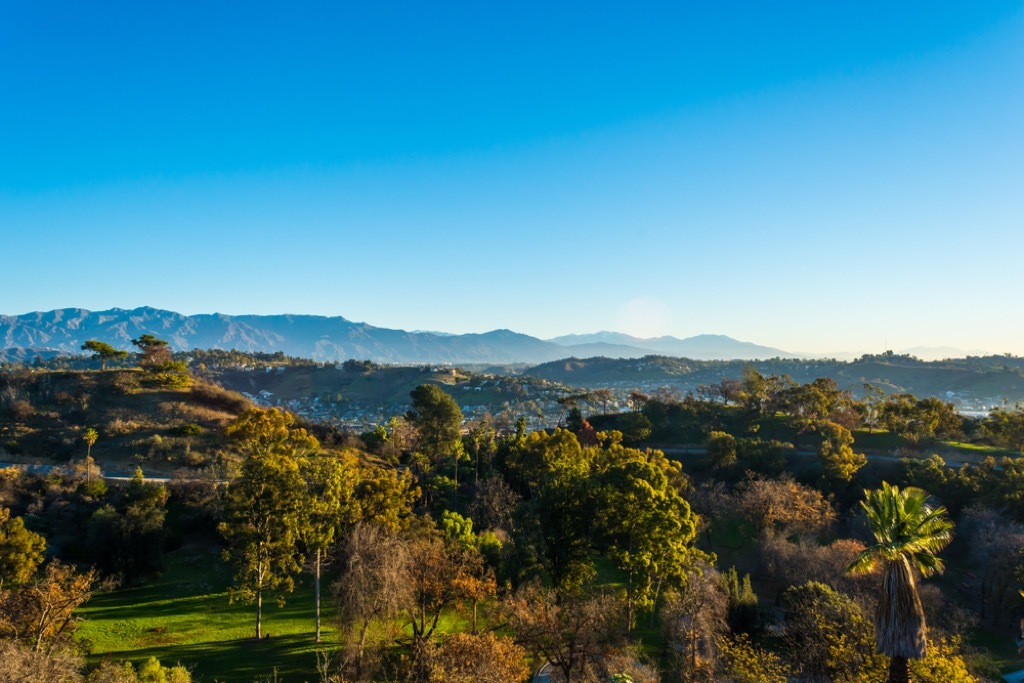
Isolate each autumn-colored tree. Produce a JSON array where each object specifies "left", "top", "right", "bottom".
[
  {"left": 0, "top": 560, "right": 97, "bottom": 653},
  {"left": 403, "top": 534, "right": 496, "bottom": 649},
  {"left": 660, "top": 564, "right": 729, "bottom": 682},
  {"left": 335, "top": 523, "right": 410, "bottom": 676},
  {"left": 732, "top": 474, "right": 835, "bottom": 537},
  {"left": 0, "top": 641, "right": 82, "bottom": 683},
  {"left": 423, "top": 632, "right": 530, "bottom": 683},
  {"left": 131, "top": 334, "right": 171, "bottom": 366},
  {"left": 505, "top": 584, "right": 625, "bottom": 683}
]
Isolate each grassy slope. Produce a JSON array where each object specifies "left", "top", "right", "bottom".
[
  {"left": 78, "top": 542, "right": 334, "bottom": 683},
  {"left": 2, "top": 370, "right": 248, "bottom": 475}
]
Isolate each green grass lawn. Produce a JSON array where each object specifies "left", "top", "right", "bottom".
[{"left": 77, "top": 542, "right": 335, "bottom": 683}]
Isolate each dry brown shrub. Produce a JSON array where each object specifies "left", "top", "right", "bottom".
[
  {"left": 188, "top": 380, "right": 251, "bottom": 414},
  {"left": 105, "top": 417, "right": 141, "bottom": 437}
]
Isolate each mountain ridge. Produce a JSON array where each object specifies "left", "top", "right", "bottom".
[{"left": 0, "top": 307, "right": 810, "bottom": 365}]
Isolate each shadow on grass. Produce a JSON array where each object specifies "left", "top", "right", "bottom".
[
  {"left": 97, "top": 632, "right": 333, "bottom": 683},
  {"left": 78, "top": 541, "right": 338, "bottom": 682}
]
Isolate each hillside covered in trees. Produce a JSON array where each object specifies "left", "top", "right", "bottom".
[
  {"left": 523, "top": 352, "right": 1024, "bottom": 408},
  {"left": 2, "top": 343, "right": 1024, "bottom": 681}
]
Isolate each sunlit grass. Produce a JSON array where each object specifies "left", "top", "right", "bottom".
[{"left": 77, "top": 542, "right": 335, "bottom": 683}]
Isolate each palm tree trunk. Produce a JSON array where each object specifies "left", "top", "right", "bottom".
[{"left": 887, "top": 655, "right": 910, "bottom": 683}]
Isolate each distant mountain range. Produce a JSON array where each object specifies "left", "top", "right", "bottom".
[
  {"left": 547, "top": 331, "right": 805, "bottom": 360},
  {"left": 0, "top": 307, "right": 819, "bottom": 365}
]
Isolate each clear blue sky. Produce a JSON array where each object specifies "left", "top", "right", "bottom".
[{"left": 3, "top": 2, "right": 1022, "bottom": 356}]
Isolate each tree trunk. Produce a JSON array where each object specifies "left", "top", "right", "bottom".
[
  {"left": 649, "top": 578, "right": 664, "bottom": 628},
  {"left": 887, "top": 655, "right": 909, "bottom": 683},
  {"left": 314, "top": 549, "right": 322, "bottom": 642},
  {"left": 357, "top": 618, "right": 371, "bottom": 675},
  {"left": 256, "top": 588, "right": 263, "bottom": 639},
  {"left": 626, "top": 570, "right": 634, "bottom": 633}
]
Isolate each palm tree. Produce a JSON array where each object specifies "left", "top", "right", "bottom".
[
  {"left": 83, "top": 428, "right": 99, "bottom": 484},
  {"left": 848, "top": 482, "right": 953, "bottom": 683}
]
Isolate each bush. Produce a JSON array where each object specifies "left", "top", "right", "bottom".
[
  {"left": 140, "top": 363, "right": 192, "bottom": 389},
  {"left": 188, "top": 381, "right": 250, "bottom": 414},
  {"left": 6, "top": 399, "right": 35, "bottom": 421},
  {"left": 106, "top": 418, "right": 141, "bottom": 437},
  {"left": 112, "top": 372, "right": 141, "bottom": 395}
]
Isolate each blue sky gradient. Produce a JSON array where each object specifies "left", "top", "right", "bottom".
[{"left": 3, "top": 2, "right": 1023, "bottom": 355}]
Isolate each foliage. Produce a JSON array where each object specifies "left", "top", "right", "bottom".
[
  {"left": 592, "top": 444, "right": 704, "bottom": 627},
  {"left": 295, "top": 452, "right": 360, "bottom": 641},
  {"left": 403, "top": 533, "right": 495, "bottom": 648},
  {"left": 86, "top": 476, "right": 169, "bottom": 582},
  {"left": 0, "top": 506, "right": 46, "bottom": 586},
  {"left": 782, "top": 581, "right": 886, "bottom": 682},
  {"left": 407, "top": 385, "right": 463, "bottom": 464},
  {"left": 723, "top": 566, "right": 758, "bottom": 634},
  {"left": 81, "top": 340, "right": 128, "bottom": 370},
  {"left": 704, "top": 431, "right": 736, "bottom": 469},
  {"left": 981, "top": 405, "right": 1024, "bottom": 452},
  {"left": 131, "top": 335, "right": 171, "bottom": 366},
  {"left": 880, "top": 394, "right": 962, "bottom": 447},
  {"left": 817, "top": 420, "right": 866, "bottom": 484},
  {"left": 909, "top": 636, "right": 979, "bottom": 683},
  {"left": 220, "top": 408, "right": 314, "bottom": 638},
  {"left": 717, "top": 633, "right": 791, "bottom": 683}
]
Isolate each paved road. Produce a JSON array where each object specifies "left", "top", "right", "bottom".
[{"left": 0, "top": 461, "right": 175, "bottom": 483}]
